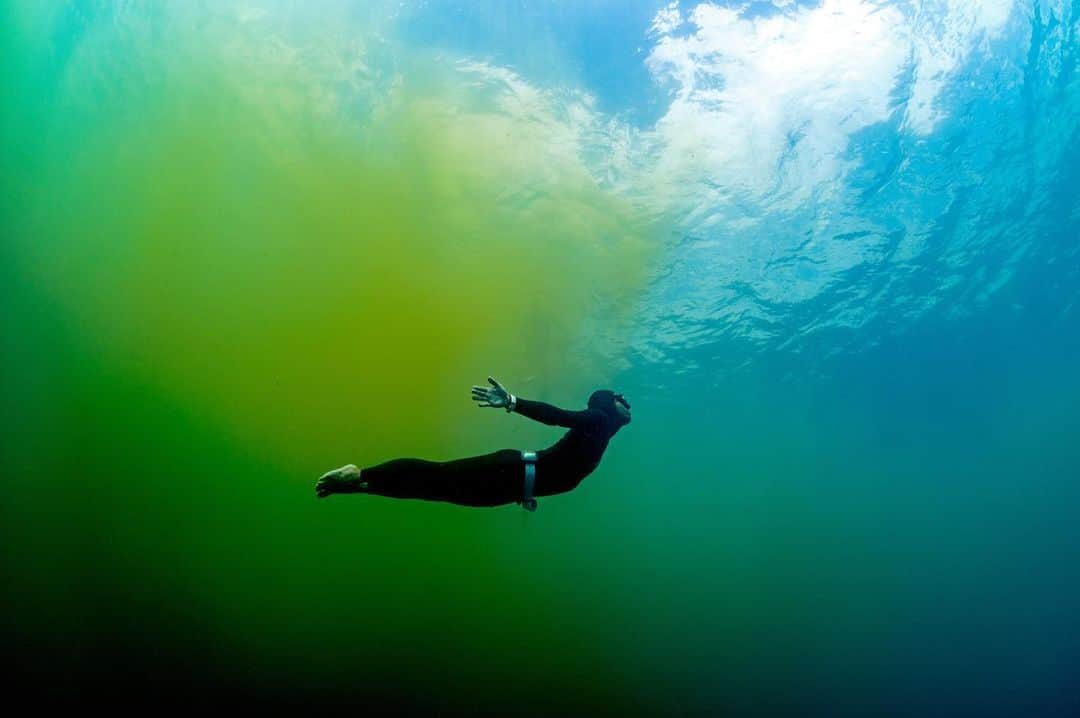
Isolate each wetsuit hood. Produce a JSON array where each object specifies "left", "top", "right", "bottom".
[{"left": 588, "top": 389, "right": 631, "bottom": 431}]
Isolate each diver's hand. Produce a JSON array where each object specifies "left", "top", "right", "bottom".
[
  {"left": 472, "top": 376, "right": 515, "bottom": 411},
  {"left": 315, "top": 464, "right": 364, "bottom": 498}
]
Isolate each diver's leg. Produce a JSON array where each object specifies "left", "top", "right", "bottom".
[
  {"left": 317, "top": 450, "right": 522, "bottom": 506},
  {"left": 360, "top": 458, "right": 458, "bottom": 501},
  {"left": 315, "top": 464, "right": 367, "bottom": 497}
]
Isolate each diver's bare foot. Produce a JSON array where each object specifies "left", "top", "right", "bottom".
[{"left": 315, "top": 464, "right": 366, "bottom": 498}]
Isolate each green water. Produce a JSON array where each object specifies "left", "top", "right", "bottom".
[{"left": 2, "top": 5, "right": 661, "bottom": 712}]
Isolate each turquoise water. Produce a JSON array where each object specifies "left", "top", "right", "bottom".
[{"left": 3, "top": 1, "right": 1079, "bottom": 715}]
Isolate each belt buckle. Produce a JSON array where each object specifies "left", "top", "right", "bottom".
[{"left": 521, "top": 450, "right": 538, "bottom": 512}]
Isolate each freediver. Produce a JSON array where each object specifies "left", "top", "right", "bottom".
[{"left": 314, "top": 377, "right": 631, "bottom": 511}]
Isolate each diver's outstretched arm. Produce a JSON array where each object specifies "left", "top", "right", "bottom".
[
  {"left": 472, "top": 376, "right": 517, "bottom": 411},
  {"left": 512, "top": 397, "right": 595, "bottom": 429},
  {"left": 471, "top": 376, "right": 595, "bottom": 430}
]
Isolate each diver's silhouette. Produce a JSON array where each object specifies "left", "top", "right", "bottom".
[{"left": 315, "top": 377, "right": 631, "bottom": 510}]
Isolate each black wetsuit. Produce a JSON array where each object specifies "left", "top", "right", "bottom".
[{"left": 360, "top": 397, "right": 623, "bottom": 507}]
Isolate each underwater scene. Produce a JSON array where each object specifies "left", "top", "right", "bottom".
[{"left": 2, "top": 1, "right": 1078, "bottom": 715}]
